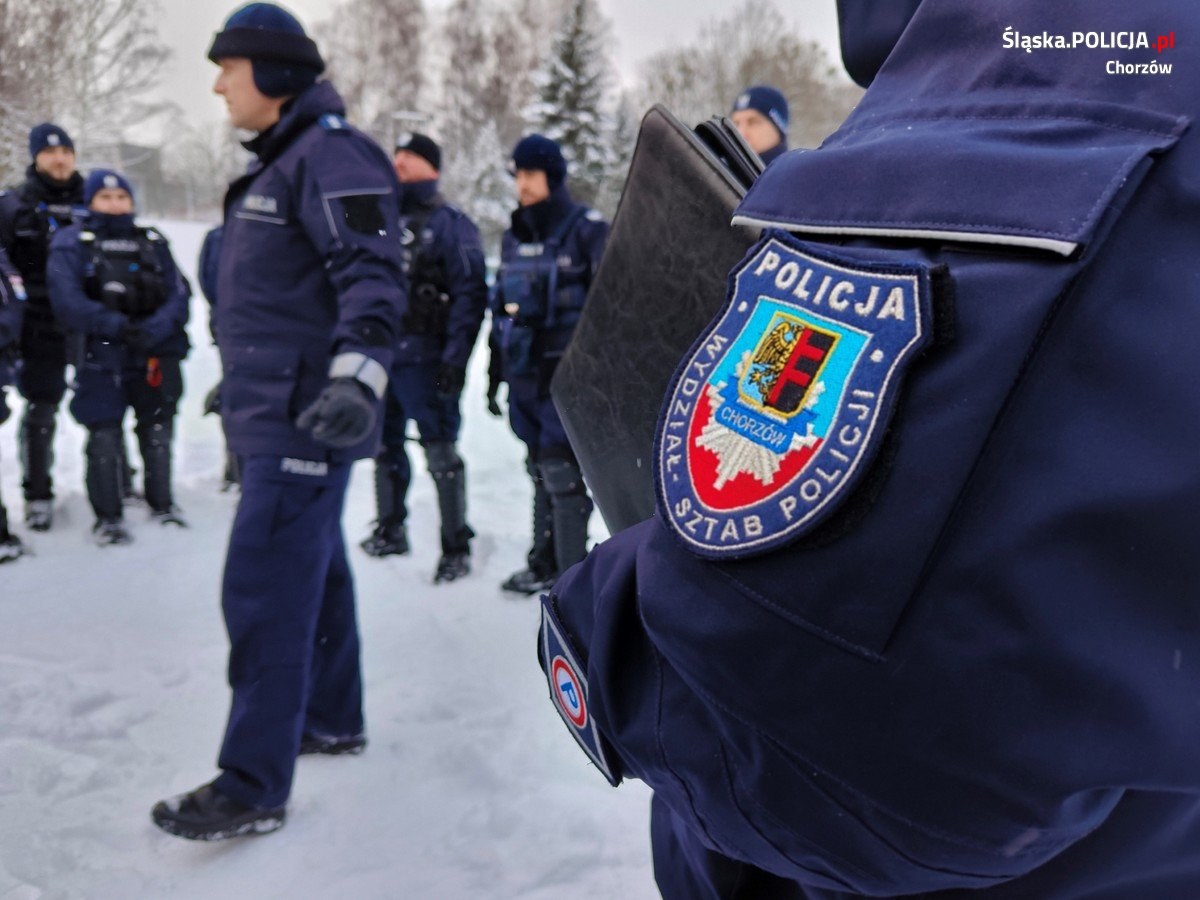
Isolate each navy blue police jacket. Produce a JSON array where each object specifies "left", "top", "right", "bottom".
[
  {"left": 46, "top": 213, "right": 190, "bottom": 364},
  {"left": 491, "top": 185, "right": 608, "bottom": 372},
  {"left": 540, "top": 0, "right": 1200, "bottom": 896},
  {"left": 213, "top": 81, "right": 405, "bottom": 463},
  {"left": 0, "top": 167, "right": 85, "bottom": 331},
  {"left": 0, "top": 244, "right": 24, "bottom": 387},
  {"left": 394, "top": 179, "right": 487, "bottom": 368}
]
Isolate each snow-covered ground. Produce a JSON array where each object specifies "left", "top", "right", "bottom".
[{"left": 0, "top": 221, "right": 656, "bottom": 900}]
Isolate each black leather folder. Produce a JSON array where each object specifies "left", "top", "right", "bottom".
[{"left": 550, "top": 104, "right": 763, "bottom": 534}]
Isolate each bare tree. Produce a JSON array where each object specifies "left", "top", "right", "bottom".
[
  {"left": 635, "top": 0, "right": 860, "bottom": 149},
  {"left": 59, "top": 0, "right": 173, "bottom": 147},
  {"left": 160, "top": 114, "right": 250, "bottom": 219},
  {"left": 0, "top": 0, "right": 75, "bottom": 183},
  {"left": 316, "top": 0, "right": 427, "bottom": 147}
]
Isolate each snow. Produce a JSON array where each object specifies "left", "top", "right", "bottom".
[{"left": 0, "top": 220, "right": 656, "bottom": 899}]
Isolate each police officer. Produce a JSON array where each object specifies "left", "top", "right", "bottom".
[
  {"left": 491, "top": 134, "right": 608, "bottom": 595},
  {"left": 151, "top": 2, "right": 404, "bottom": 840},
  {"left": 47, "top": 170, "right": 190, "bottom": 545},
  {"left": 537, "top": 0, "right": 1200, "bottom": 897},
  {"left": 0, "top": 123, "right": 85, "bottom": 532},
  {"left": 0, "top": 245, "right": 26, "bottom": 560},
  {"left": 360, "top": 132, "right": 487, "bottom": 584},
  {"left": 730, "top": 84, "right": 789, "bottom": 165}
]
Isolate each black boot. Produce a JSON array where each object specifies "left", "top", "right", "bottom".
[
  {"left": 540, "top": 456, "right": 593, "bottom": 574},
  {"left": 222, "top": 451, "right": 241, "bottom": 492},
  {"left": 298, "top": 732, "right": 368, "bottom": 756},
  {"left": 427, "top": 441, "right": 474, "bottom": 583},
  {"left": 361, "top": 450, "right": 410, "bottom": 556},
  {"left": 19, "top": 401, "right": 56, "bottom": 506},
  {"left": 86, "top": 425, "right": 125, "bottom": 527},
  {"left": 138, "top": 419, "right": 185, "bottom": 525},
  {"left": 151, "top": 781, "right": 285, "bottom": 841},
  {"left": 501, "top": 458, "right": 557, "bottom": 595},
  {"left": 0, "top": 504, "right": 26, "bottom": 563}
]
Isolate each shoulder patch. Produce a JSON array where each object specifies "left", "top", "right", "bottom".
[
  {"left": 319, "top": 114, "right": 350, "bottom": 132},
  {"left": 540, "top": 598, "right": 621, "bottom": 786},
  {"left": 655, "top": 231, "right": 936, "bottom": 559}
]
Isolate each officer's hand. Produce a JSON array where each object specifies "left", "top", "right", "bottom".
[
  {"left": 296, "top": 377, "right": 377, "bottom": 448},
  {"left": 486, "top": 377, "right": 504, "bottom": 417},
  {"left": 434, "top": 363, "right": 466, "bottom": 398},
  {"left": 203, "top": 381, "right": 222, "bottom": 416},
  {"left": 120, "top": 321, "right": 153, "bottom": 353}
]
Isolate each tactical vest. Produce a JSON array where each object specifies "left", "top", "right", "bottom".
[
  {"left": 499, "top": 207, "right": 590, "bottom": 330},
  {"left": 399, "top": 200, "right": 451, "bottom": 335},
  {"left": 82, "top": 227, "right": 169, "bottom": 319},
  {"left": 9, "top": 195, "right": 77, "bottom": 298}
]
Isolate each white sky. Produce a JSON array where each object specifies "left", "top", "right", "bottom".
[{"left": 155, "top": 0, "right": 845, "bottom": 128}]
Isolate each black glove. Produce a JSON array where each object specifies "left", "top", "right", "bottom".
[
  {"left": 486, "top": 381, "right": 503, "bottom": 417},
  {"left": 434, "top": 362, "right": 466, "bottom": 398},
  {"left": 486, "top": 345, "right": 504, "bottom": 417},
  {"left": 203, "top": 381, "right": 222, "bottom": 416},
  {"left": 120, "top": 321, "right": 154, "bottom": 353},
  {"left": 296, "top": 377, "right": 377, "bottom": 448}
]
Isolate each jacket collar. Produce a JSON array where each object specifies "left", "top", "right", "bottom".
[
  {"left": 512, "top": 183, "right": 575, "bottom": 243},
  {"left": 400, "top": 178, "right": 441, "bottom": 214},
  {"left": 242, "top": 80, "right": 348, "bottom": 166},
  {"left": 23, "top": 165, "right": 85, "bottom": 205}
]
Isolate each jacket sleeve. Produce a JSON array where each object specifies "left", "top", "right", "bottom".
[
  {"left": 0, "top": 243, "right": 23, "bottom": 352},
  {"left": 0, "top": 192, "right": 18, "bottom": 255},
  {"left": 440, "top": 211, "right": 488, "bottom": 369},
  {"left": 295, "top": 130, "right": 406, "bottom": 390},
  {"left": 45, "top": 229, "right": 127, "bottom": 339},
  {"left": 136, "top": 241, "right": 191, "bottom": 350},
  {"left": 580, "top": 215, "right": 610, "bottom": 289}
]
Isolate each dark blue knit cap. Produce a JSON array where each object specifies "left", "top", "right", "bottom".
[
  {"left": 208, "top": 3, "right": 325, "bottom": 98},
  {"left": 731, "top": 85, "right": 789, "bottom": 138},
  {"left": 395, "top": 132, "right": 442, "bottom": 172},
  {"left": 84, "top": 169, "right": 135, "bottom": 206},
  {"left": 29, "top": 123, "right": 75, "bottom": 159},
  {"left": 510, "top": 134, "right": 567, "bottom": 189}
]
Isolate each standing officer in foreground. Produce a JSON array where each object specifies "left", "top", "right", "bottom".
[
  {"left": 151, "top": 1, "right": 404, "bottom": 840},
  {"left": 491, "top": 135, "right": 607, "bottom": 595},
  {"left": 360, "top": 132, "right": 487, "bottom": 584},
  {"left": 0, "top": 123, "right": 85, "bottom": 533},
  {"left": 538, "top": 0, "right": 1200, "bottom": 897},
  {"left": 730, "top": 84, "right": 789, "bottom": 165}
]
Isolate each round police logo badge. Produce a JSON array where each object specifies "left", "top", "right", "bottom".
[
  {"left": 656, "top": 232, "right": 935, "bottom": 558},
  {"left": 551, "top": 656, "right": 588, "bottom": 729}
]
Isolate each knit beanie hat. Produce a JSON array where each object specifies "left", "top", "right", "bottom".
[
  {"left": 29, "top": 123, "right": 75, "bottom": 159},
  {"left": 84, "top": 169, "right": 135, "bottom": 206},
  {"left": 395, "top": 132, "right": 442, "bottom": 172},
  {"left": 208, "top": 3, "right": 325, "bottom": 98},
  {"left": 509, "top": 134, "right": 567, "bottom": 189},
  {"left": 731, "top": 85, "right": 790, "bottom": 138}
]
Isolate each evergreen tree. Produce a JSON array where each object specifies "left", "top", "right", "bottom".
[
  {"left": 524, "top": 0, "right": 616, "bottom": 208},
  {"left": 439, "top": 0, "right": 515, "bottom": 244}
]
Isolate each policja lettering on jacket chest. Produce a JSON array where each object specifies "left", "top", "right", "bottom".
[{"left": 655, "top": 232, "right": 937, "bottom": 558}]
